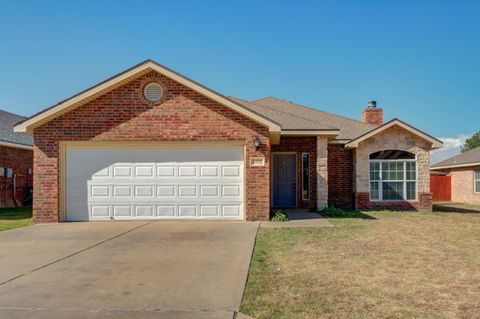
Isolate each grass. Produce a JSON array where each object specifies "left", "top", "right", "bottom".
[
  {"left": 241, "top": 210, "right": 480, "bottom": 319},
  {"left": 0, "top": 206, "right": 32, "bottom": 231}
]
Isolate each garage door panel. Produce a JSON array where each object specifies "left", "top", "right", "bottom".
[
  {"left": 113, "top": 186, "right": 132, "bottom": 197},
  {"left": 86, "top": 203, "right": 243, "bottom": 219},
  {"left": 134, "top": 165, "right": 155, "bottom": 177},
  {"left": 178, "top": 205, "right": 196, "bottom": 216},
  {"left": 135, "top": 205, "right": 155, "bottom": 217},
  {"left": 178, "top": 166, "right": 196, "bottom": 177},
  {"left": 222, "top": 205, "right": 241, "bottom": 216},
  {"left": 113, "top": 205, "right": 132, "bottom": 217},
  {"left": 66, "top": 147, "right": 244, "bottom": 221},
  {"left": 91, "top": 205, "right": 110, "bottom": 217},
  {"left": 86, "top": 183, "right": 243, "bottom": 201},
  {"left": 200, "top": 185, "right": 219, "bottom": 197},
  {"left": 157, "top": 205, "right": 175, "bottom": 216},
  {"left": 157, "top": 185, "right": 175, "bottom": 197},
  {"left": 222, "top": 166, "right": 240, "bottom": 177}
]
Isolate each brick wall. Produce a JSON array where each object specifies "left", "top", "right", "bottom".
[
  {"left": 0, "top": 145, "right": 33, "bottom": 207},
  {"left": 327, "top": 144, "right": 354, "bottom": 209},
  {"left": 361, "top": 108, "right": 383, "bottom": 126},
  {"left": 33, "top": 71, "right": 271, "bottom": 222},
  {"left": 355, "top": 192, "right": 432, "bottom": 211},
  {"left": 449, "top": 167, "right": 480, "bottom": 204},
  {"left": 271, "top": 136, "right": 317, "bottom": 210}
]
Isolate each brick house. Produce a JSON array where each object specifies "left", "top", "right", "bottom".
[
  {"left": 14, "top": 60, "right": 442, "bottom": 222},
  {"left": 0, "top": 110, "right": 33, "bottom": 207},
  {"left": 431, "top": 146, "right": 480, "bottom": 204}
]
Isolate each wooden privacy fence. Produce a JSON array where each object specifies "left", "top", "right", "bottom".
[{"left": 430, "top": 175, "right": 451, "bottom": 201}]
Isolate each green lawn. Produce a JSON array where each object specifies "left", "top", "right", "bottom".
[
  {"left": 241, "top": 211, "right": 480, "bottom": 319},
  {"left": 0, "top": 206, "right": 32, "bottom": 231}
]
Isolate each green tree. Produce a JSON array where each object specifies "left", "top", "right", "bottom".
[{"left": 461, "top": 131, "right": 480, "bottom": 153}]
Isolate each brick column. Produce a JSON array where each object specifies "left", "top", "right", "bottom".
[{"left": 317, "top": 136, "right": 328, "bottom": 210}]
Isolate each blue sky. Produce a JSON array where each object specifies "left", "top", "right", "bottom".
[{"left": 1, "top": 1, "right": 478, "bottom": 161}]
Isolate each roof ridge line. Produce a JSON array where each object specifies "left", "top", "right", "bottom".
[
  {"left": 254, "top": 96, "right": 371, "bottom": 126},
  {"left": 0, "top": 109, "right": 28, "bottom": 120}
]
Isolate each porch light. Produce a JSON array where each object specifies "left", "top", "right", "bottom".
[{"left": 253, "top": 137, "right": 261, "bottom": 151}]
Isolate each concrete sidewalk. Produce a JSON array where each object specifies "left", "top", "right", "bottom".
[{"left": 261, "top": 211, "right": 334, "bottom": 228}]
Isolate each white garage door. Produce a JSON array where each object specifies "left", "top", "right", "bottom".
[{"left": 65, "top": 146, "right": 244, "bottom": 221}]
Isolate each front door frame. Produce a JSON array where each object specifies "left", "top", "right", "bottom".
[{"left": 271, "top": 152, "right": 297, "bottom": 208}]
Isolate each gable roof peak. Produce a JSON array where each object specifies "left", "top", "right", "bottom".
[
  {"left": 345, "top": 118, "right": 443, "bottom": 150},
  {"left": 14, "top": 60, "right": 281, "bottom": 135}
]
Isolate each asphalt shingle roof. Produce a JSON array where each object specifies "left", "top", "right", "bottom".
[
  {"left": 230, "top": 96, "right": 376, "bottom": 140},
  {"left": 0, "top": 110, "right": 33, "bottom": 146},
  {"left": 432, "top": 146, "right": 480, "bottom": 168}
]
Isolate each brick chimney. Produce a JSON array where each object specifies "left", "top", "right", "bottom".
[{"left": 361, "top": 100, "right": 383, "bottom": 126}]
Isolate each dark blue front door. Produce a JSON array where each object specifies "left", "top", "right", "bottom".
[{"left": 272, "top": 153, "right": 296, "bottom": 207}]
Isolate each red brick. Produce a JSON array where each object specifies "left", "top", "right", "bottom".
[
  {"left": 327, "top": 144, "right": 354, "bottom": 209},
  {"left": 354, "top": 192, "right": 432, "bottom": 211},
  {"left": 0, "top": 146, "right": 33, "bottom": 208},
  {"left": 33, "top": 71, "right": 271, "bottom": 222},
  {"left": 361, "top": 108, "right": 383, "bottom": 126}
]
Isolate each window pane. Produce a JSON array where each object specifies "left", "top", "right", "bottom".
[
  {"left": 406, "top": 162, "right": 416, "bottom": 180},
  {"left": 370, "top": 182, "right": 379, "bottom": 200},
  {"left": 370, "top": 162, "right": 380, "bottom": 180},
  {"left": 302, "top": 153, "right": 310, "bottom": 200},
  {"left": 476, "top": 170, "right": 480, "bottom": 181},
  {"left": 476, "top": 181, "right": 480, "bottom": 193},
  {"left": 396, "top": 162, "right": 404, "bottom": 180},
  {"left": 382, "top": 181, "right": 404, "bottom": 200},
  {"left": 381, "top": 162, "right": 390, "bottom": 179},
  {"left": 406, "top": 182, "right": 416, "bottom": 200},
  {"left": 382, "top": 162, "right": 404, "bottom": 180}
]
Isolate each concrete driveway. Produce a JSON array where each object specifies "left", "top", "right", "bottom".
[{"left": 0, "top": 221, "right": 259, "bottom": 319}]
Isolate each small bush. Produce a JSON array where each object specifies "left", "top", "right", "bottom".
[
  {"left": 271, "top": 210, "right": 289, "bottom": 222},
  {"left": 321, "top": 206, "right": 366, "bottom": 218}
]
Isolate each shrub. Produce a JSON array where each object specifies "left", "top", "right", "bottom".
[
  {"left": 271, "top": 210, "right": 289, "bottom": 222},
  {"left": 321, "top": 206, "right": 364, "bottom": 218}
]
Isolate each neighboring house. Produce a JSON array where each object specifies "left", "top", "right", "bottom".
[
  {"left": 0, "top": 110, "right": 33, "bottom": 207},
  {"left": 14, "top": 60, "right": 442, "bottom": 223},
  {"left": 431, "top": 147, "right": 480, "bottom": 204}
]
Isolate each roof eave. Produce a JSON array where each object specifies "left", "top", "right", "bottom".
[
  {"left": 280, "top": 129, "right": 340, "bottom": 136},
  {"left": 431, "top": 162, "right": 480, "bottom": 170},
  {"left": 0, "top": 140, "right": 33, "bottom": 150}
]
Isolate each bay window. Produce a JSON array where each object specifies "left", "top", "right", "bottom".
[{"left": 369, "top": 150, "right": 417, "bottom": 201}]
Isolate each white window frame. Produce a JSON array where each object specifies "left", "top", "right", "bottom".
[
  {"left": 475, "top": 170, "right": 480, "bottom": 193},
  {"left": 369, "top": 158, "right": 418, "bottom": 202},
  {"left": 301, "top": 152, "right": 310, "bottom": 200}
]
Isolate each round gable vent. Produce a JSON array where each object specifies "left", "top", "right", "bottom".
[{"left": 143, "top": 82, "right": 163, "bottom": 102}]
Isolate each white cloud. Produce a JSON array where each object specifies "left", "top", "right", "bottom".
[{"left": 430, "top": 134, "right": 470, "bottom": 164}]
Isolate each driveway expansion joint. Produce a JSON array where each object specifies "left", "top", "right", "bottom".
[{"left": 0, "top": 221, "right": 154, "bottom": 286}]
